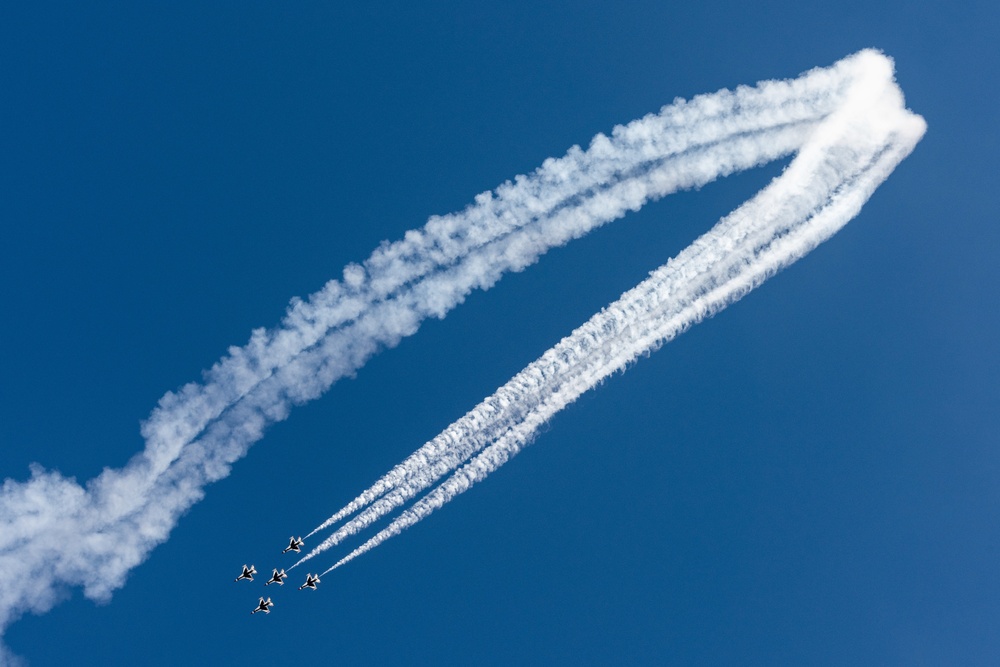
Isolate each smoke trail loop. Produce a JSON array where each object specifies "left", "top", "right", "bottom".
[{"left": 295, "top": 50, "right": 924, "bottom": 572}]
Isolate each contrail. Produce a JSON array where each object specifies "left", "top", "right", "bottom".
[
  {"left": 292, "top": 50, "right": 924, "bottom": 573},
  {"left": 0, "top": 49, "right": 921, "bottom": 657},
  {"left": 297, "top": 51, "right": 884, "bottom": 545}
]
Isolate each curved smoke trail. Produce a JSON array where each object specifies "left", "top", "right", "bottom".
[
  {"left": 0, "top": 49, "right": 922, "bottom": 658},
  {"left": 292, "top": 50, "right": 924, "bottom": 573}
]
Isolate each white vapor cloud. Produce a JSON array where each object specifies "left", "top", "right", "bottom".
[
  {"left": 291, "top": 50, "right": 924, "bottom": 573},
  {"left": 0, "top": 49, "right": 922, "bottom": 662}
]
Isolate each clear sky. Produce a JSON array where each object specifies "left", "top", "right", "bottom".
[{"left": 1, "top": 1, "right": 997, "bottom": 665}]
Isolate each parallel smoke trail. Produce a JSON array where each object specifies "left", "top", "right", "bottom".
[
  {"left": 293, "top": 50, "right": 924, "bottom": 573},
  {"left": 298, "top": 52, "right": 878, "bottom": 543}
]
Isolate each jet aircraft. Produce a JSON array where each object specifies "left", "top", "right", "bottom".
[
  {"left": 299, "top": 574, "right": 320, "bottom": 590},
  {"left": 283, "top": 536, "right": 305, "bottom": 554},
  {"left": 265, "top": 568, "right": 287, "bottom": 586},
  {"left": 234, "top": 564, "right": 257, "bottom": 582},
  {"left": 251, "top": 597, "right": 274, "bottom": 615}
]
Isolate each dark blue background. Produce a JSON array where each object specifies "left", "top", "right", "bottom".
[{"left": 2, "top": 1, "right": 997, "bottom": 664}]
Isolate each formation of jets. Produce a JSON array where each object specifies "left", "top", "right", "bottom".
[{"left": 236, "top": 537, "right": 319, "bottom": 615}]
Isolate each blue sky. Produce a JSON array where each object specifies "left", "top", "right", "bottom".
[{"left": 1, "top": 1, "right": 997, "bottom": 664}]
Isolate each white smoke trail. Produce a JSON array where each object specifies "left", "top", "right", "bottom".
[
  {"left": 297, "top": 52, "right": 884, "bottom": 545},
  {"left": 296, "top": 50, "right": 924, "bottom": 573},
  {"left": 0, "top": 48, "right": 921, "bottom": 657}
]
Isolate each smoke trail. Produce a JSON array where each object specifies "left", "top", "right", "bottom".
[
  {"left": 0, "top": 48, "right": 920, "bottom": 656},
  {"left": 293, "top": 50, "right": 923, "bottom": 568},
  {"left": 297, "top": 52, "right": 882, "bottom": 544},
  {"left": 296, "top": 51, "right": 924, "bottom": 572}
]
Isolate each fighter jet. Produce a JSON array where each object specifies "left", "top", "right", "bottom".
[
  {"left": 234, "top": 564, "right": 257, "bottom": 582},
  {"left": 265, "top": 568, "right": 287, "bottom": 586},
  {"left": 283, "top": 536, "right": 305, "bottom": 554},
  {"left": 299, "top": 573, "right": 320, "bottom": 590},
  {"left": 251, "top": 597, "right": 274, "bottom": 615}
]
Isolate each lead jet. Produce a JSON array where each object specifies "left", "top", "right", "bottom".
[
  {"left": 251, "top": 597, "right": 274, "bottom": 615},
  {"left": 283, "top": 536, "right": 305, "bottom": 554},
  {"left": 265, "top": 568, "right": 287, "bottom": 586},
  {"left": 234, "top": 564, "right": 257, "bottom": 582},
  {"left": 299, "top": 574, "right": 320, "bottom": 591}
]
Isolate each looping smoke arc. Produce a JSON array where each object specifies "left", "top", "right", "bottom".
[
  {"left": 291, "top": 50, "right": 924, "bottom": 573},
  {"left": 0, "top": 49, "right": 923, "bottom": 656}
]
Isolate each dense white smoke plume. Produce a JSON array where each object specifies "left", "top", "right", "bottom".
[{"left": 0, "top": 49, "right": 922, "bottom": 660}]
